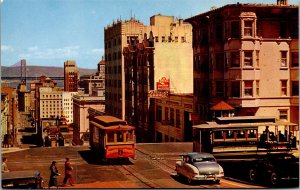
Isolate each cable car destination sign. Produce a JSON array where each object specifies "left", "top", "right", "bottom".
[{"left": 148, "top": 77, "right": 170, "bottom": 98}]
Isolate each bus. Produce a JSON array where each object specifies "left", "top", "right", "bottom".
[
  {"left": 89, "top": 115, "right": 135, "bottom": 160},
  {"left": 192, "top": 116, "right": 298, "bottom": 158}
]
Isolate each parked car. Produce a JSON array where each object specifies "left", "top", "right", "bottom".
[
  {"left": 175, "top": 152, "right": 224, "bottom": 184},
  {"left": 249, "top": 153, "right": 299, "bottom": 186},
  {"left": 2, "top": 170, "right": 43, "bottom": 189}
]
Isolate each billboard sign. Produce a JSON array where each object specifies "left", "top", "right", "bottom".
[{"left": 156, "top": 77, "right": 170, "bottom": 91}]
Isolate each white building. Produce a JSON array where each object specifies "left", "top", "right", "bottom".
[{"left": 62, "top": 92, "right": 78, "bottom": 124}]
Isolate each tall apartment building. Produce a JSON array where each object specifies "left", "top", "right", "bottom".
[
  {"left": 39, "top": 87, "right": 63, "bottom": 120},
  {"left": 64, "top": 60, "right": 79, "bottom": 92},
  {"left": 105, "top": 18, "right": 146, "bottom": 120},
  {"left": 62, "top": 92, "right": 77, "bottom": 124},
  {"left": 185, "top": 1, "right": 299, "bottom": 126},
  {"left": 122, "top": 15, "right": 193, "bottom": 142}
]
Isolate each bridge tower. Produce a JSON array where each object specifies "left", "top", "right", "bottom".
[{"left": 20, "top": 59, "right": 27, "bottom": 84}]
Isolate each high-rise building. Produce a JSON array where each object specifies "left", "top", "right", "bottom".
[
  {"left": 185, "top": 1, "right": 299, "bottom": 126},
  {"left": 64, "top": 60, "right": 79, "bottom": 92},
  {"left": 62, "top": 92, "right": 77, "bottom": 124},
  {"left": 104, "top": 18, "right": 146, "bottom": 120},
  {"left": 122, "top": 15, "right": 193, "bottom": 142}
]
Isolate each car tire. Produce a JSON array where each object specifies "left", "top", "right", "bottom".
[
  {"left": 187, "top": 177, "right": 193, "bottom": 184},
  {"left": 214, "top": 179, "right": 220, "bottom": 184},
  {"left": 270, "top": 172, "right": 278, "bottom": 186},
  {"left": 249, "top": 168, "right": 257, "bottom": 182}
]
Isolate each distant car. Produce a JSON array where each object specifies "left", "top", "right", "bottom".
[
  {"left": 249, "top": 153, "right": 299, "bottom": 186},
  {"left": 175, "top": 152, "right": 224, "bottom": 184}
]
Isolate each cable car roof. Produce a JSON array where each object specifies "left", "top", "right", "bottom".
[{"left": 90, "top": 121, "right": 135, "bottom": 130}]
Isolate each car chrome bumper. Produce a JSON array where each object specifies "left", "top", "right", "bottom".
[{"left": 193, "top": 174, "right": 224, "bottom": 181}]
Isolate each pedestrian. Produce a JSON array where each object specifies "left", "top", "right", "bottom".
[
  {"left": 49, "top": 161, "right": 60, "bottom": 188},
  {"left": 62, "top": 157, "right": 74, "bottom": 186},
  {"left": 2, "top": 157, "right": 10, "bottom": 173}
]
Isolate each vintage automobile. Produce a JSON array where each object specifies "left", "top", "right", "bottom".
[
  {"left": 175, "top": 152, "right": 224, "bottom": 184},
  {"left": 248, "top": 153, "right": 299, "bottom": 186},
  {"left": 2, "top": 170, "right": 43, "bottom": 189}
]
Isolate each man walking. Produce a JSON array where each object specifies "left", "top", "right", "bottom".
[{"left": 62, "top": 157, "right": 74, "bottom": 186}]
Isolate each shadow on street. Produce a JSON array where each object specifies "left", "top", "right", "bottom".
[{"left": 78, "top": 149, "right": 133, "bottom": 166}]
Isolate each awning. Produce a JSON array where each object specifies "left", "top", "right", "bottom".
[{"left": 210, "top": 101, "right": 234, "bottom": 111}]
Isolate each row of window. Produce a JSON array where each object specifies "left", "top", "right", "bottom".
[
  {"left": 195, "top": 19, "right": 297, "bottom": 44},
  {"left": 105, "top": 37, "right": 122, "bottom": 49},
  {"left": 194, "top": 51, "right": 298, "bottom": 71},
  {"left": 41, "top": 94, "right": 62, "bottom": 98},
  {"left": 105, "top": 65, "right": 122, "bottom": 74},
  {"left": 105, "top": 51, "right": 122, "bottom": 62},
  {"left": 105, "top": 79, "right": 121, "bottom": 88},
  {"left": 154, "top": 36, "right": 186, "bottom": 43},
  {"left": 41, "top": 104, "right": 61, "bottom": 107},
  {"left": 156, "top": 106, "right": 181, "bottom": 128},
  {"left": 194, "top": 80, "right": 299, "bottom": 98}
]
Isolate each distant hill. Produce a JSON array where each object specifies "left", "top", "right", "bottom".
[{"left": 1, "top": 65, "right": 97, "bottom": 77}]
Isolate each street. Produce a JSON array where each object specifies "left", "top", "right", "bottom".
[{"left": 2, "top": 143, "right": 264, "bottom": 188}]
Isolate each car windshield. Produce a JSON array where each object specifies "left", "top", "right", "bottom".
[{"left": 193, "top": 157, "right": 216, "bottom": 162}]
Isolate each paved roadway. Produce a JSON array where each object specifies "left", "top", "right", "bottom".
[{"left": 2, "top": 143, "right": 265, "bottom": 189}]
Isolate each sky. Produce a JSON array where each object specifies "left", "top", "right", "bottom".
[{"left": 1, "top": 0, "right": 299, "bottom": 69}]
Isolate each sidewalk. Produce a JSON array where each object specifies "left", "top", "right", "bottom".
[{"left": 2, "top": 147, "right": 30, "bottom": 154}]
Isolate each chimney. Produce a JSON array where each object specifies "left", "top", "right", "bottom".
[{"left": 277, "top": 0, "right": 288, "bottom": 5}]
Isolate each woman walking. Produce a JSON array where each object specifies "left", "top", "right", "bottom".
[{"left": 49, "top": 161, "right": 60, "bottom": 188}]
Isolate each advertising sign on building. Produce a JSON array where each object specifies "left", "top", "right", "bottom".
[
  {"left": 156, "top": 77, "right": 170, "bottom": 91},
  {"left": 148, "top": 77, "right": 170, "bottom": 98}
]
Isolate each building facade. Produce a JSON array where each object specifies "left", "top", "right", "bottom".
[
  {"left": 104, "top": 18, "right": 145, "bottom": 120},
  {"left": 185, "top": 1, "right": 299, "bottom": 126},
  {"left": 79, "top": 58, "right": 105, "bottom": 96},
  {"left": 73, "top": 94, "right": 105, "bottom": 144},
  {"left": 154, "top": 93, "right": 194, "bottom": 142},
  {"left": 62, "top": 92, "right": 77, "bottom": 124},
  {"left": 64, "top": 60, "right": 79, "bottom": 92},
  {"left": 39, "top": 87, "right": 63, "bottom": 120}
]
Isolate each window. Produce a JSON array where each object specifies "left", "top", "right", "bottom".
[
  {"left": 291, "top": 52, "right": 299, "bottom": 67},
  {"left": 291, "top": 81, "right": 299, "bottom": 96},
  {"left": 107, "top": 132, "right": 114, "bottom": 142},
  {"left": 244, "top": 51, "right": 253, "bottom": 67},
  {"left": 155, "top": 36, "right": 159, "bottom": 42},
  {"left": 244, "top": 20, "right": 253, "bottom": 37},
  {"left": 256, "top": 80, "right": 260, "bottom": 96},
  {"left": 116, "top": 131, "right": 123, "bottom": 142},
  {"left": 165, "top": 107, "right": 169, "bottom": 121},
  {"left": 281, "top": 80, "right": 287, "bottom": 96},
  {"left": 231, "top": 52, "right": 240, "bottom": 67},
  {"left": 216, "top": 53, "right": 224, "bottom": 70},
  {"left": 281, "top": 51, "right": 288, "bottom": 67},
  {"left": 279, "top": 110, "right": 288, "bottom": 120},
  {"left": 176, "top": 109, "right": 180, "bottom": 128},
  {"left": 156, "top": 106, "right": 162, "bottom": 122},
  {"left": 181, "top": 36, "right": 185, "bottom": 43},
  {"left": 231, "top": 21, "right": 240, "bottom": 38},
  {"left": 244, "top": 81, "right": 253, "bottom": 96},
  {"left": 231, "top": 81, "right": 240, "bottom": 97},
  {"left": 175, "top": 36, "right": 178, "bottom": 42},
  {"left": 168, "top": 36, "right": 172, "bottom": 42},
  {"left": 170, "top": 108, "right": 174, "bottom": 126},
  {"left": 162, "top": 36, "right": 166, "bottom": 43},
  {"left": 216, "top": 81, "right": 224, "bottom": 97},
  {"left": 256, "top": 50, "right": 260, "bottom": 67}
]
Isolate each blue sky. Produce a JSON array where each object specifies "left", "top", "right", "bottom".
[{"left": 1, "top": 0, "right": 298, "bottom": 69}]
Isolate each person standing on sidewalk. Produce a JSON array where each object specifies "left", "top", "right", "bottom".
[
  {"left": 2, "top": 157, "right": 10, "bottom": 173},
  {"left": 62, "top": 157, "right": 74, "bottom": 186},
  {"left": 49, "top": 161, "right": 60, "bottom": 188}
]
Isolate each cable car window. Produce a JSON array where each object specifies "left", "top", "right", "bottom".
[
  {"left": 237, "top": 130, "right": 246, "bottom": 138},
  {"left": 248, "top": 129, "right": 256, "bottom": 138},
  {"left": 107, "top": 132, "right": 114, "bottom": 142},
  {"left": 214, "top": 131, "right": 223, "bottom": 139},
  {"left": 117, "top": 131, "right": 123, "bottom": 142},
  {"left": 126, "top": 131, "right": 133, "bottom": 142},
  {"left": 226, "top": 130, "right": 234, "bottom": 139}
]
